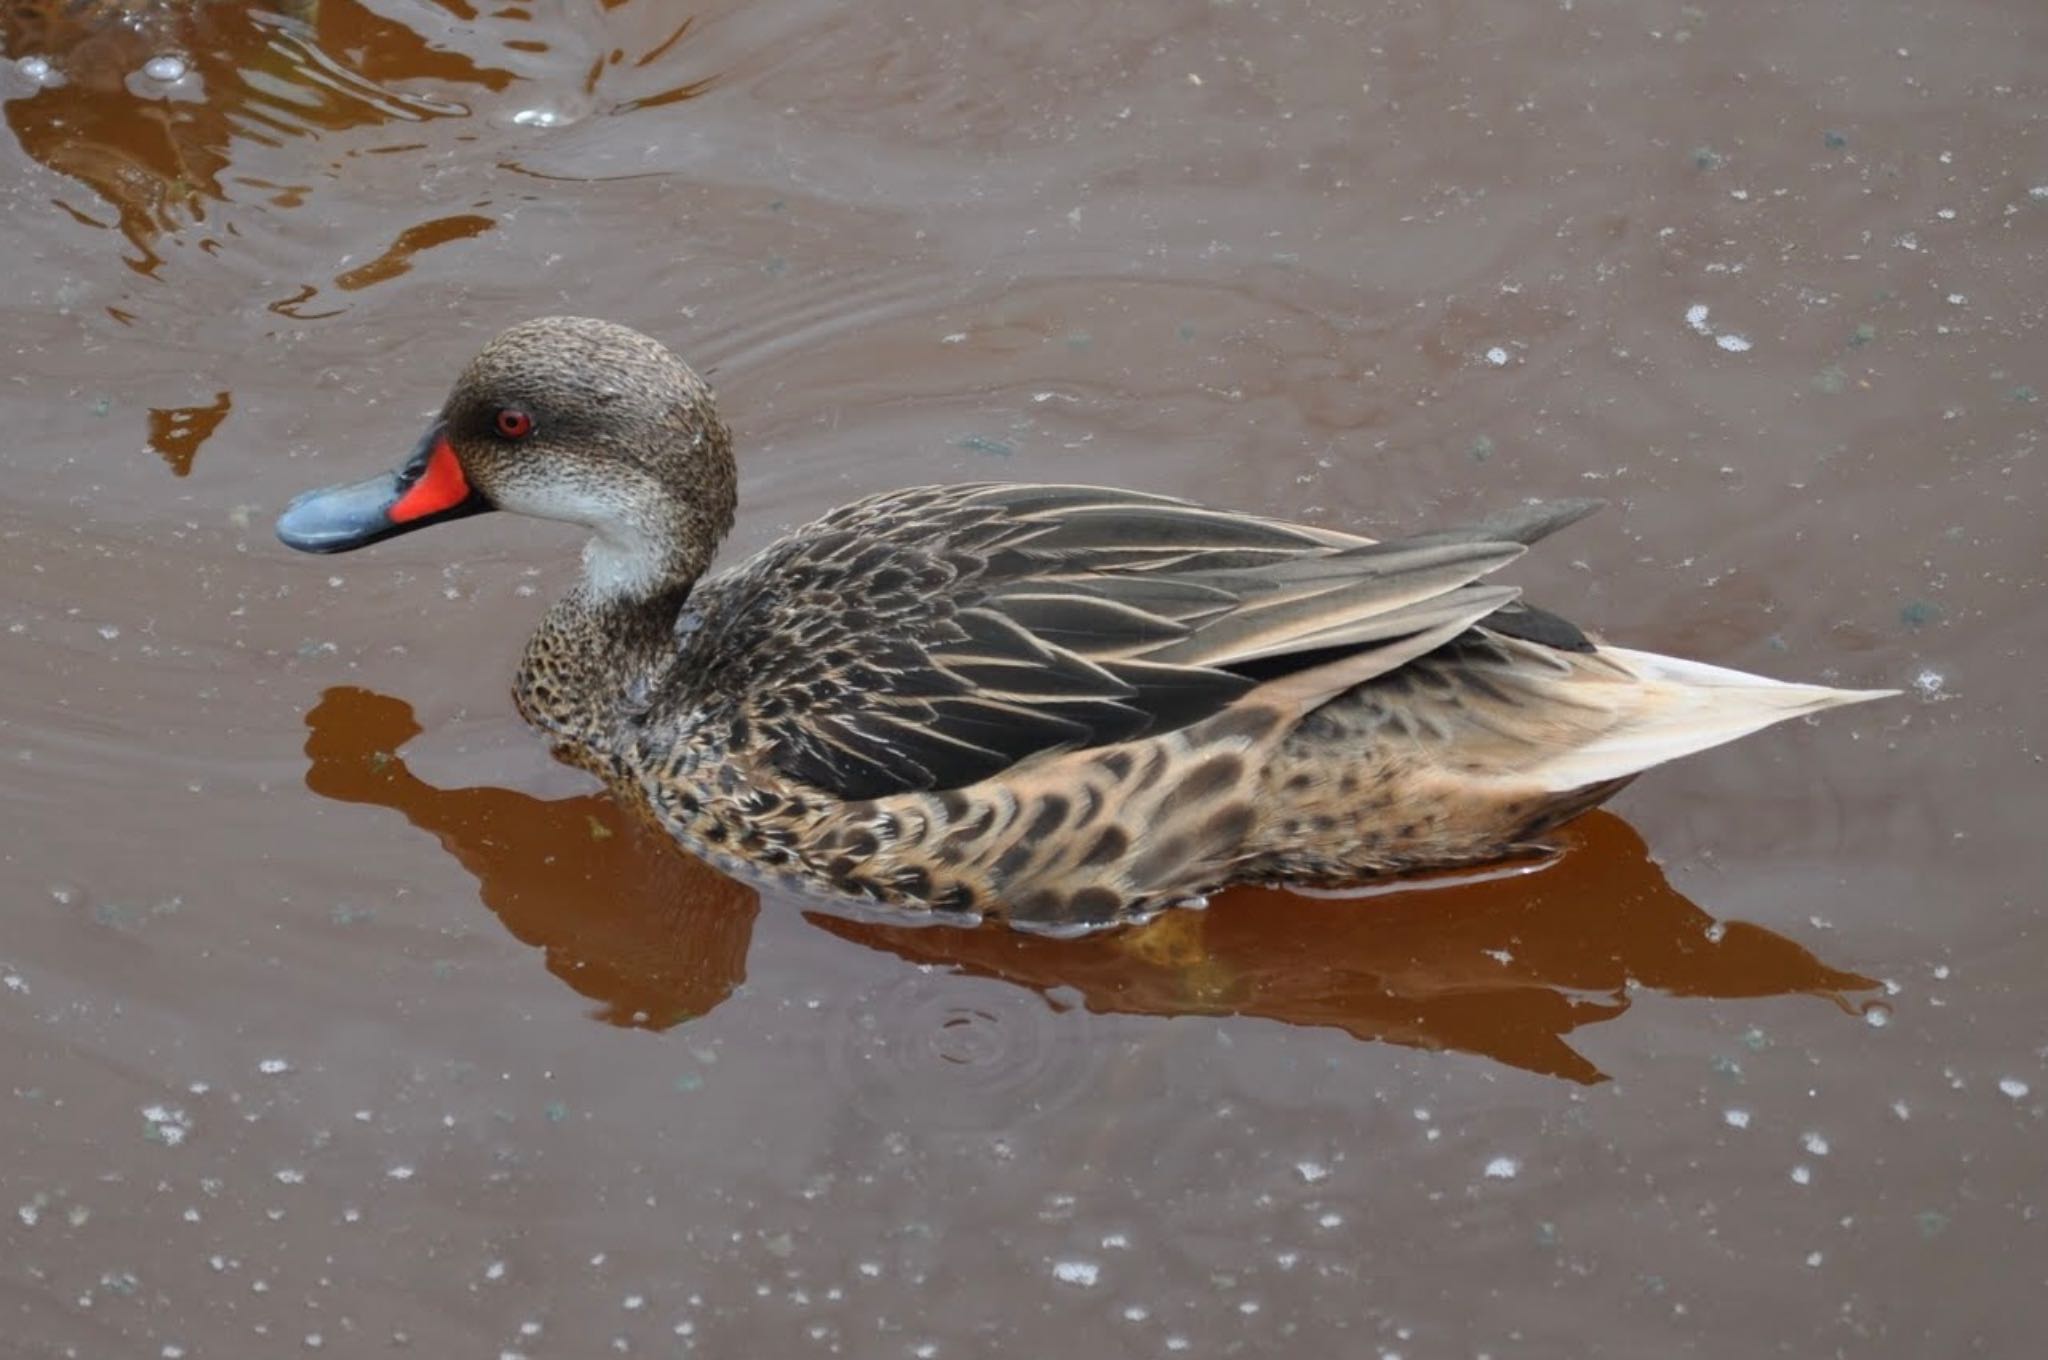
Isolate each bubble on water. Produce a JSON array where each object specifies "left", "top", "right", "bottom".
[
  {"left": 1121, "top": 1304, "right": 1149, "bottom": 1322},
  {"left": 142, "top": 54, "right": 189, "bottom": 82},
  {"left": 2030, "top": 186, "right": 2048, "bottom": 202},
  {"left": 1715, "top": 333, "right": 1753, "bottom": 353},
  {"left": 1891, "top": 1098, "right": 1911, "bottom": 1120},
  {"left": 485, "top": 1260, "right": 507, "bottom": 1282},
  {"left": 386, "top": 1165, "right": 416, "bottom": 1181},
  {"left": 1317, "top": 1211, "right": 1343, "bottom": 1228},
  {"left": 1165, "top": 1337, "right": 1190, "bottom": 1352},
  {"left": 1484, "top": 1156, "right": 1520, "bottom": 1180},
  {"left": 1685, "top": 304, "right": 1713, "bottom": 334},
  {"left": 98, "top": 625, "right": 120, "bottom": 640},
  {"left": 274, "top": 1168, "right": 304, "bottom": 1185},
  {"left": 1051, "top": 1259, "right": 1099, "bottom": 1287},
  {"left": 1999, "top": 1077, "right": 2031, "bottom": 1100},
  {"left": 511, "top": 108, "right": 567, "bottom": 128},
  {"left": 1295, "top": 1160, "right": 1330, "bottom": 1184},
  {"left": 15, "top": 55, "right": 60, "bottom": 87},
  {"left": 1723, "top": 1108, "right": 1751, "bottom": 1129},
  {"left": 622, "top": 1295, "right": 644, "bottom": 1311},
  {"left": 1802, "top": 1131, "right": 1830, "bottom": 1156},
  {"left": 1863, "top": 1002, "right": 1892, "bottom": 1028},
  {"left": 1485, "top": 346, "right": 1510, "bottom": 367},
  {"left": 1805, "top": 1251, "right": 1824, "bottom": 1268},
  {"left": 1790, "top": 1164, "right": 1812, "bottom": 1185},
  {"left": 258, "top": 1057, "right": 292, "bottom": 1075}
]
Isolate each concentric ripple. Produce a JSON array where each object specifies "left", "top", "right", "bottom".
[{"left": 830, "top": 967, "right": 1101, "bottom": 1134}]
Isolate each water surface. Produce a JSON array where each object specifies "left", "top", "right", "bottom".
[{"left": 3, "top": 1, "right": 2044, "bottom": 1354}]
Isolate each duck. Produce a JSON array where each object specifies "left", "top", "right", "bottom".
[{"left": 277, "top": 316, "right": 1895, "bottom": 934}]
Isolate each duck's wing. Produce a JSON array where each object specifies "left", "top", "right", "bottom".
[{"left": 675, "top": 486, "right": 1601, "bottom": 800}]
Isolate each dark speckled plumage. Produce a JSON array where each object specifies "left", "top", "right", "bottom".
[{"left": 279, "top": 318, "right": 1897, "bottom": 933}]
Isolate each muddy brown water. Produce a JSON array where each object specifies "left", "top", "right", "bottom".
[{"left": 2, "top": 0, "right": 2044, "bottom": 1355}]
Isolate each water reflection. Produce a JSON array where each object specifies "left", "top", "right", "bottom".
[
  {"left": 1, "top": 0, "right": 499, "bottom": 277},
  {"left": 303, "top": 686, "right": 1876, "bottom": 1080},
  {"left": 815, "top": 817, "right": 1879, "bottom": 1083},
  {"left": 304, "top": 685, "right": 756, "bottom": 1029}
]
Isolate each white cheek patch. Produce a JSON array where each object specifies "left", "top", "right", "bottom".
[
  {"left": 489, "top": 479, "right": 615, "bottom": 529},
  {"left": 487, "top": 475, "right": 668, "bottom": 602},
  {"left": 582, "top": 532, "right": 669, "bottom": 600}
]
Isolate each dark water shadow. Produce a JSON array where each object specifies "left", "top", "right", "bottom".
[{"left": 303, "top": 686, "right": 1877, "bottom": 1080}]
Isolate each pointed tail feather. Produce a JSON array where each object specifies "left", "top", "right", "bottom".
[{"left": 1520, "top": 646, "right": 1897, "bottom": 792}]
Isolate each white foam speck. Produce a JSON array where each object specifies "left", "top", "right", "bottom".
[
  {"left": 485, "top": 1261, "right": 507, "bottom": 1282},
  {"left": 1485, "top": 346, "right": 1510, "bottom": 366},
  {"left": 1790, "top": 1164, "right": 1812, "bottom": 1185},
  {"left": 274, "top": 1168, "right": 304, "bottom": 1185},
  {"left": 1295, "top": 1160, "right": 1330, "bottom": 1184},
  {"left": 142, "top": 1104, "right": 191, "bottom": 1146},
  {"left": 1317, "top": 1211, "right": 1343, "bottom": 1228},
  {"left": 2029, "top": 186, "right": 2048, "bottom": 201},
  {"left": 1999, "top": 1077, "right": 2031, "bottom": 1099},
  {"left": 1685, "top": 304, "right": 1712, "bottom": 334},
  {"left": 1483, "top": 1156, "right": 1520, "bottom": 1180},
  {"left": 1805, "top": 1251, "right": 1824, "bottom": 1268},
  {"left": 386, "top": 1165, "right": 416, "bottom": 1181},
  {"left": 1913, "top": 669, "right": 1946, "bottom": 699},
  {"left": 257, "top": 1058, "right": 292, "bottom": 1076},
  {"left": 1122, "top": 1304, "right": 1149, "bottom": 1322},
  {"left": 1724, "top": 1108, "right": 1752, "bottom": 1129},
  {"left": 1801, "top": 1131, "right": 1831, "bottom": 1156},
  {"left": 1051, "top": 1259, "right": 1099, "bottom": 1287},
  {"left": 1715, "top": 333, "right": 1753, "bottom": 353}
]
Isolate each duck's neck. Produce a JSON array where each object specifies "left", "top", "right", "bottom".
[{"left": 514, "top": 475, "right": 736, "bottom": 761}]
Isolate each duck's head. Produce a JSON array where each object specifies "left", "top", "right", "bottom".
[{"left": 277, "top": 316, "right": 736, "bottom": 601}]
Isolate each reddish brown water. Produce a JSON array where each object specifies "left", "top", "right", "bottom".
[{"left": 3, "top": 1, "right": 2044, "bottom": 1355}]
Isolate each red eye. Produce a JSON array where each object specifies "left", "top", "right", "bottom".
[{"left": 494, "top": 408, "right": 534, "bottom": 439}]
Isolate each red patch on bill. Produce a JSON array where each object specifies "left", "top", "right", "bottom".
[{"left": 390, "top": 437, "right": 470, "bottom": 523}]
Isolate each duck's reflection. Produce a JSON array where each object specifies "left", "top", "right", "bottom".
[
  {"left": 303, "top": 686, "right": 1876, "bottom": 1081},
  {"left": 304, "top": 685, "right": 756, "bottom": 1029}
]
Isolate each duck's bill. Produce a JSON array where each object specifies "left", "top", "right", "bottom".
[{"left": 276, "top": 422, "right": 492, "bottom": 553}]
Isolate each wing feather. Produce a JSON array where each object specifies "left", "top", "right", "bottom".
[{"left": 660, "top": 487, "right": 1599, "bottom": 799}]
